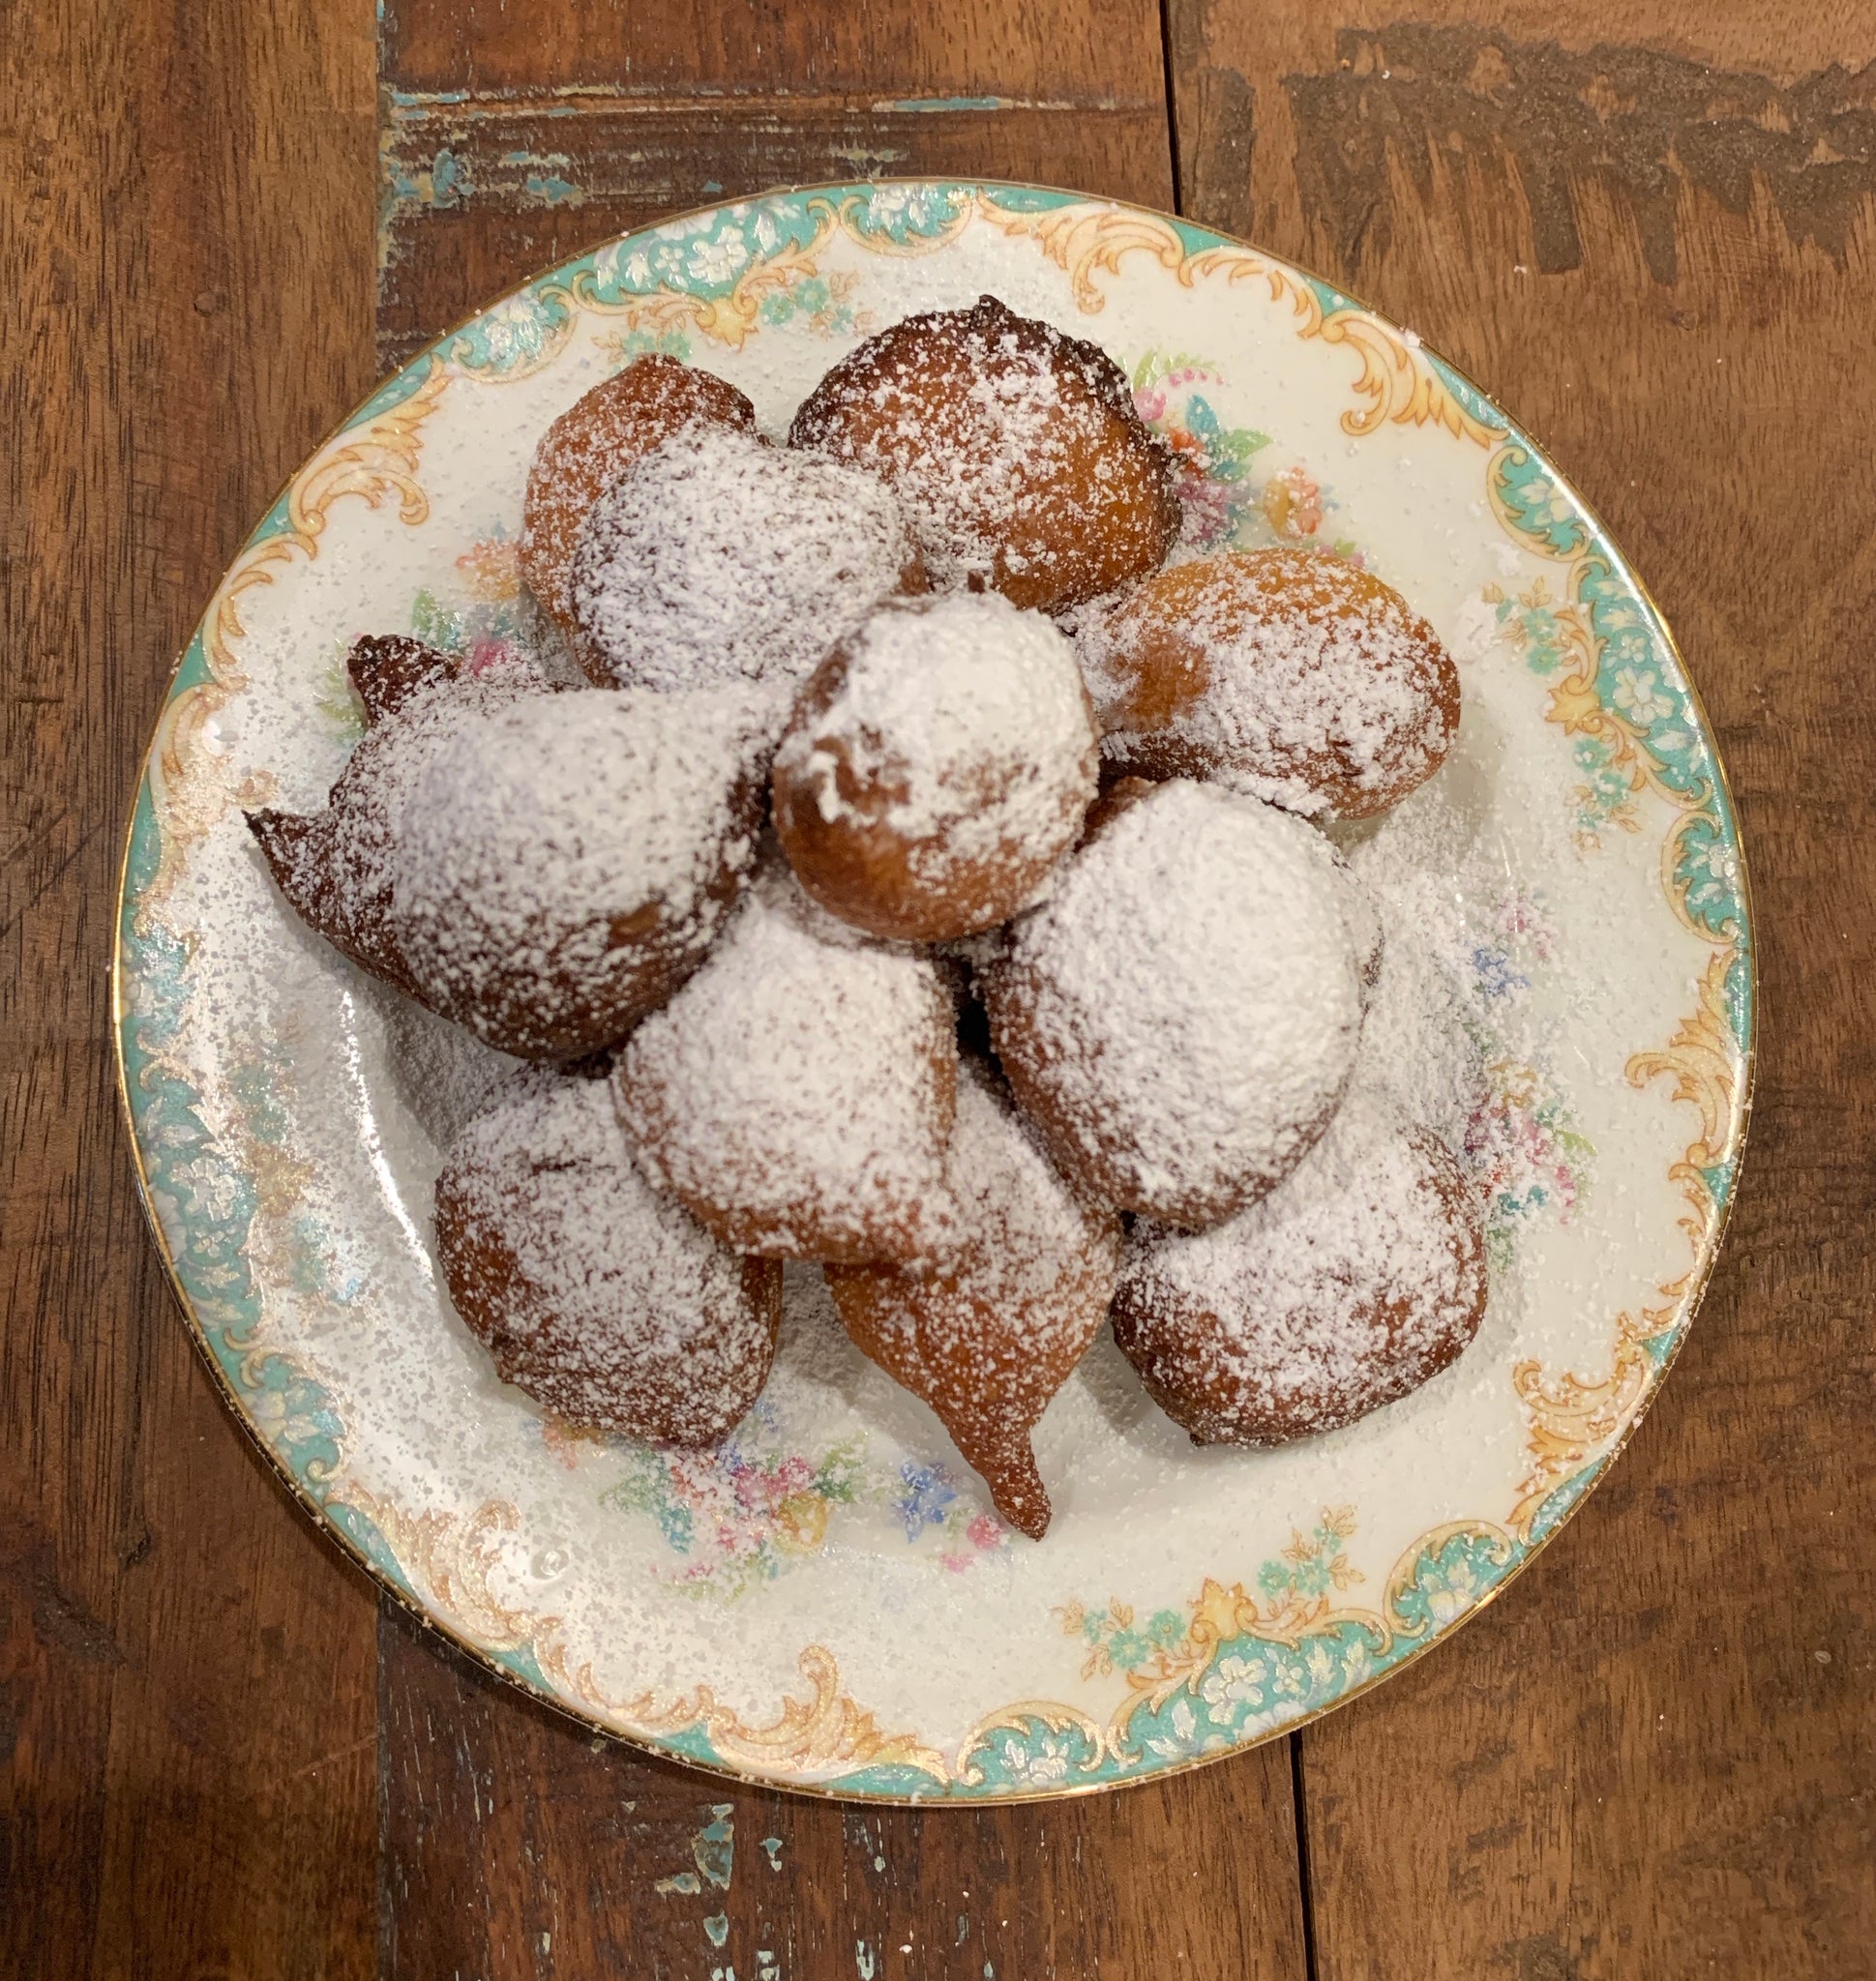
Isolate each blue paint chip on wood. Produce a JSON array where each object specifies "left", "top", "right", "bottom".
[
  {"left": 880, "top": 95, "right": 1009, "bottom": 111},
  {"left": 696, "top": 1802, "right": 735, "bottom": 1889}
]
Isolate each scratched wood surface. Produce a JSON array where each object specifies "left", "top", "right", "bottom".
[
  {"left": 1162, "top": 4, "right": 1876, "bottom": 1976},
  {"left": 380, "top": 1601, "right": 1306, "bottom": 1979},
  {"left": 7, "top": 0, "right": 1875, "bottom": 1974},
  {"left": 375, "top": 0, "right": 1176, "bottom": 369},
  {"left": 3, "top": 4, "right": 381, "bottom": 1979},
  {"left": 374, "top": 10, "right": 1312, "bottom": 1978}
]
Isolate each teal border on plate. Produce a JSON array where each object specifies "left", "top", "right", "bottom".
[{"left": 113, "top": 179, "right": 1754, "bottom": 1801}]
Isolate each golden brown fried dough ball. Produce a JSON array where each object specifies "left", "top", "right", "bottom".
[
  {"left": 521, "top": 356, "right": 756, "bottom": 638},
  {"left": 569, "top": 425, "right": 925, "bottom": 696},
  {"left": 771, "top": 592, "right": 1099, "bottom": 942},
  {"left": 246, "top": 635, "right": 544, "bottom": 1000},
  {"left": 1111, "top": 1094, "right": 1486, "bottom": 1444},
  {"left": 789, "top": 294, "right": 1180, "bottom": 613},
  {"left": 389, "top": 689, "right": 767, "bottom": 1060},
  {"left": 616, "top": 868, "right": 961, "bottom": 1265},
  {"left": 982, "top": 779, "right": 1362, "bottom": 1227},
  {"left": 435, "top": 1066, "right": 781, "bottom": 1447},
  {"left": 826, "top": 1063, "right": 1118, "bottom": 1538},
  {"left": 1079, "top": 549, "right": 1460, "bottom": 818}
]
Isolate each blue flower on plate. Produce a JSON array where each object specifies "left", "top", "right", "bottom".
[
  {"left": 1472, "top": 944, "right": 1530, "bottom": 1002},
  {"left": 895, "top": 1462, "right": 957, "bottom": 1540}
]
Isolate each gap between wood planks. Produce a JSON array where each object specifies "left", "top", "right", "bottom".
[
  {"left": 1156, "top": 3, "right": 1320, "bottom": 1966},
  {"left": 366, "top": 7, "right": 1323, "bottom": 1967},
  {"left": 1161, "top": 7, "right": 1318, "bottom": 1957},
  {"left": 1158, "top": 0, "right": 1186, "bottom": 224}
]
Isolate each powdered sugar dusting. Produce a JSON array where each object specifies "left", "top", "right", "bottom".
[
  {"left": 1117, "top": 1089, "right": 1484, "bottom": 1439},
  {"left": 826, "top": 1060, "right": 1119, "bottom": 1535},
  {"left": 987, "top": 780, "right": 1362, "bottom": 1223},
  {"left": 392, "top": 688, "right": 763, "bottom": 1056},
  {"left": 776, "top": 592, "right": 1097, "bottom": 889},
  {"left": 1081, "top": 552, "right": 1456, "bottom": 817},
  {"left": 789, "top": 296, "right": 1178, "bottom": 608},
  {"left": 938, "top": 1062, "right": 1119, "bottom": 1335},
  {"left": 570, "top": 425, "right": 918, "bottom": 693},
  {"left": 124, "top": 194, "right": 1737, "bottom": 1773},
  {"left": 616, "top": 866, "right": 959, "bottom": 1262},
  {"left": 438, "top": 1068, "right": 775, "bottom": 1443},
  {"left": 520, "top": 357, "right": 757, "bottom": 633},
  {"left": 1331, "top": 848, "right": 1386, "bottom": 995},
  {"left": 1338, "top": 771, "right": 1496, "bottom": 1154},
  {"left": 840, "top": 351, "right": 1081, "bottom": 587},
  {"left": 379, "top": 988, "right": 527, "bottom": 1152},
  {"left": 257, "top": 662, "right": 544, "bottom": 983}
]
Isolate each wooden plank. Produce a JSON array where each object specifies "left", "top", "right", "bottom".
[
  {"left": 1166, "top": 5, "right": 1876, "bottom": 1974},
  {"left": 378, "top": 1598, "right": 1310, "bottom": 1981},
  {"left": 1, "top": 3, "right": 381, "bottom": 1976},
  {"left": 380, "top": 0, "right": 1169, "bottom": 100},
  {"left": 372, "top": 7, "right": 1305, "bottom": 1974},
  {"left": 375, "top": 0, "right": 1175, "bottom": 364},
  {"left": 377, "top": 99, "right": 1176, "bottom": 367}
]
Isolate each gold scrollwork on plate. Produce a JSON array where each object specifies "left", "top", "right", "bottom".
[
  {"left": 347, "top": 1492, "right": 553, "bottom": 1654},
  {"left": 139, "top": 687, "right": 270, "bottom": 923},
  {"left": 1509, "top": 947, "right": 1743, "bottom": 1535},
  {"left": 953, "top": 1699, "right": 1109, "bottom": 1789},
  {"left": 824, "top": 189, "right": 977, "bottom": 259},
  {"left": 572, "top": 209, "right": 843, "bottom": 353},
  {"left": 1383, "top": 1520, "right": 1516, "bottom": 1629},
  {"left": 1628, "top": 948, "right": 1742, "bottom": 1242},
  {"left": 1101, "top": 1570, "right": 1392, "bottom": 1765},
  {"left": 342, "top": 1487, "right": 946, "bottom": 1783},
  {"left": 1508, "top": 1311, "right": 1660, "bottom": 1540},
  {"left": 624, "top": 1647, "right": 948, "bottom": 1784},
  {"left": 978, "top": 200, "right": 1189, "bottom": 310},
  {"left": 977, "top": 198, "right": 1501, "bottom": 447},
  {"left": 986, "top": 1515, "right": 1518, "bottom": 1782},
  {"left": 1306, "top": 310, "right": 1501, "bottom": 448},
  {"left": 139, "top": 366, "right": 450, "bottom": 916},
  {"left": 1049, "top": 1512, "right": 1385, "bottom": 1764}
]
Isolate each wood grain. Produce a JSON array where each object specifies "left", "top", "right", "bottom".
[
  {"left": 376, "top": 0, "right": 1174, "bottom": 366},
  {"left": 1166, "top": 5, "right": 1876, "bottom": 1975},
  {"left": 377, "top": 1599, "right": 1309, "bottom": 1981},
  {"left": 2, "top": 2, "right": 381, "bottom": 1975},
  {"left": 11, "top": 0, "right": 1876, "bottom": 1971},
  {"left": 372, "top": 8, "right": 1304, "bottom": 1979},
  {"left": 377, "top": 100, "right": 1175, "bottom": 368},
  {"left": 380, "top": 0, "right": 1169, "bottom": 100}
]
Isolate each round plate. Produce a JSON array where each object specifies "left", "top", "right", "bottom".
[{"left": 114, "top": 180, "right": 1753, "bottom": 1801}]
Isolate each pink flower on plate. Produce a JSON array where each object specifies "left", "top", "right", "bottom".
[
  {"left": 967, "top": 1512, "right": 1004, "bottom": 1551},
  {"left": 1177, "top": 471, "right": 1235, "bottom": 545},
  {"left": 466, "top": 634, "right": 521, "bottom": 676}
]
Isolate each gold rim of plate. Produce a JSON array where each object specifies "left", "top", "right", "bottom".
[{"left": 110, "top": 177, "right": 1758, "bottom": 1803}]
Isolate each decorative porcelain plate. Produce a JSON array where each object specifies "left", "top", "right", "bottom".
[{"left": 115, "top": 181, "right": 1753, "bottom": 1801}]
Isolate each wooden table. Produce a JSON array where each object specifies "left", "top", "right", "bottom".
[{"left": 8, "top": 3, "right": 1874, "bottom": 1973}]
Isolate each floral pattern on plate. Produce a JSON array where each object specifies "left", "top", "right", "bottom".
[{"left": 115, "top": 181, "right": 1752, "bottom": 1798}]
